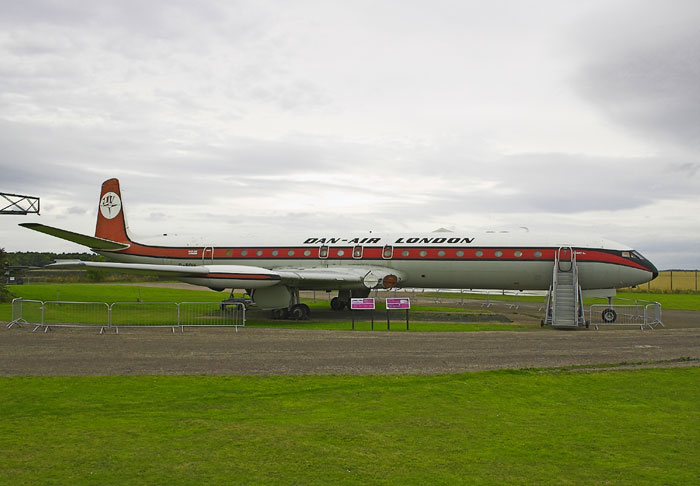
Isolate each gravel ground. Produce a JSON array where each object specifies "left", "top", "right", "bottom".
[
  {"left": 3, "top": 284, "right": 699, "bottom": 376},
  {"left": 1, "top": 323, "right": 698, "bottom": 376}
]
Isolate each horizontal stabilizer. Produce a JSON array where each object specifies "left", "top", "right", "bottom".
[{"left": 19, "top": 223, "right": 130, "bottom": 251}]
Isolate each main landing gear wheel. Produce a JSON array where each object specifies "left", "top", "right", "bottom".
[
  {"left": 330, "top": 297, "right": 347, "bottom": 311},
  {"left": 290, "top": 303, "right": 310, "bottom": 320},
  {"left": 601, "top": 308, "right": 617, "bottom": 323}
]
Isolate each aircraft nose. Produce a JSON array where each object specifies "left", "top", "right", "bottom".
[
  {"left": 645, "top": 259, "right": 658, "bottom": 280},
  {"left": 632, "top": 250, "right": 658, "bottom": 280}
]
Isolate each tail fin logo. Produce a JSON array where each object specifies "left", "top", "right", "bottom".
[{"left": 100, "top": 192, "right": 122, "bottom": 220}]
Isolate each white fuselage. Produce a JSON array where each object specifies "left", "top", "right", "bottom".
[{"left": 99, "top": 231, "right": 657, "bottom": 291}]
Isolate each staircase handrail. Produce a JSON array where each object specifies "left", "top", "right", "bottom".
[
  {"left": 571, "top": 248, "right": 581, "bottom": 325},
  {"left": 553, "top": 246, "right": 580, "bottom": 326},
  {"left": 551, "top": 250, "right": 560, "bottom": 324}
]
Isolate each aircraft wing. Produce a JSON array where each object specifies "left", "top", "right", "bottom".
[
  {"left": 47, "top": 260, "right": 282, "bottom": 286},
  {"left": 20, "top": 223, "right": 130, "bottom": 251},
  {"left": 48, "top": 260, "right": 216, "bottom": 277},
  {"left": 47, "top": 261, "right": 402, "bottom": 290},
  {"left": 275, "top": 266, "right": 403, "bottom": 289}
]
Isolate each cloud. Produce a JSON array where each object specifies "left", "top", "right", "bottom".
[
  {"left": 2, "top": 1, "right": 700, "bottom": 270},
  {"left": 147, "top": 212, "right": 167, "bottom": 222},
  {"left": 66, "top": 206, "right": 87, "bottom": 215},
  {"left": 572, "top": 1, "right": 700, "bottom": 151}
]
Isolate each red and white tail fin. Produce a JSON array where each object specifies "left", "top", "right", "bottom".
[{"left": 95, "top": 178, "right": 131, "bottom": 243}]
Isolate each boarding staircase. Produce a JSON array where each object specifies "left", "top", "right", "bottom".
[{"left": 544, "top": 247, "right": 586, "bottom": 329}]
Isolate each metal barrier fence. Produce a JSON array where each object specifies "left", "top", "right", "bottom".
[
  {"left": 43, "top": 301, "right": 110, "bottom": 329},
  {"left": 179, "top": 302, "right": 244, "bottom": 327},
  {"left": 7, "top": 298, "right": 43, "bottom": 328},
  {"left": 111, "top": 302, "right": 180, "bottom": 330},
  {"left": 7, "top": 298, "right": 245, "bottom": 333},
  {"left": 589, "top": 301, "right": 663, "bottom": 330}
]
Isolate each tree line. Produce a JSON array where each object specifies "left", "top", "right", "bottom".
[
  {"left": 2, "top": 250, "right": 156, "bottom": 298},
  {"left": 6, "top": 251, "right": 103, "bottom": 267}
]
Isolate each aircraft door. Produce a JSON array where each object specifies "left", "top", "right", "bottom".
[
  {"left": 382, "top": 245, "right": 393, "bottom": 259},
  {"left": 558, "top": 247, "right": 572, "bottom": 272},
  {"left": 353, "top": 245, "right": 363, "bottom": 259},
  {"left": 319, "top": 245, "right": 329, "bottom": 259},
  {"left": 203, "top": 246, "right": 215, "bottom": 264}
]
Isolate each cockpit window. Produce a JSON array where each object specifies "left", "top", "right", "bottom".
[{"left": 622, "top": 251, "right": 631, "bottom": 258}]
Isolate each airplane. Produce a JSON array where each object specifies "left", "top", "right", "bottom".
[{"left": 20, "top": 178, "right": 658, "bottom": 321}]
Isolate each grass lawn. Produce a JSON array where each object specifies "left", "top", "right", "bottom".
[
  {"left": 2, "top": 284, "right": 698, "bottom": 330},
  {"left": 5, "top": 285, "right": 700, "bottom": 311},
  {"left": 0, "top": 284, "right": 522, "bottom": 331},
  {"left": 412, "top": 290, "right": 700, "bottom": 311},
  {"left": 1, "top": 368, "right": 698, "bottom": 485},
  {"left": 2, "top": 283, "right": 227, "bottom": 304},
  {"left": 602, "top": 291, "right": 700, "bottom": 311},
  {"left": 0, "top": 284, "right": 226, "bottom": 322}
]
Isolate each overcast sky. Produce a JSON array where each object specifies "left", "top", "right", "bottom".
[{"left": 1, "top": 0, "right": 699, "bottom": 269}]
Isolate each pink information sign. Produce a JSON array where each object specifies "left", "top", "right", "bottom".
[
  {"left": 386, "top": 298, "right": 411, "bottom": 309},
  {"left": 350, "top": 298, "right": 375, "bottom": 310}
]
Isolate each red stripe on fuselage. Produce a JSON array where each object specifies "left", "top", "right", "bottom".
[{"left": 104, "top": 243, "right": 650, "bottom": 272}]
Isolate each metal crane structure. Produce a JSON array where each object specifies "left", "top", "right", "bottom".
[{"left": 1, "top": 192, "right": 40, "bottom": 215}]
